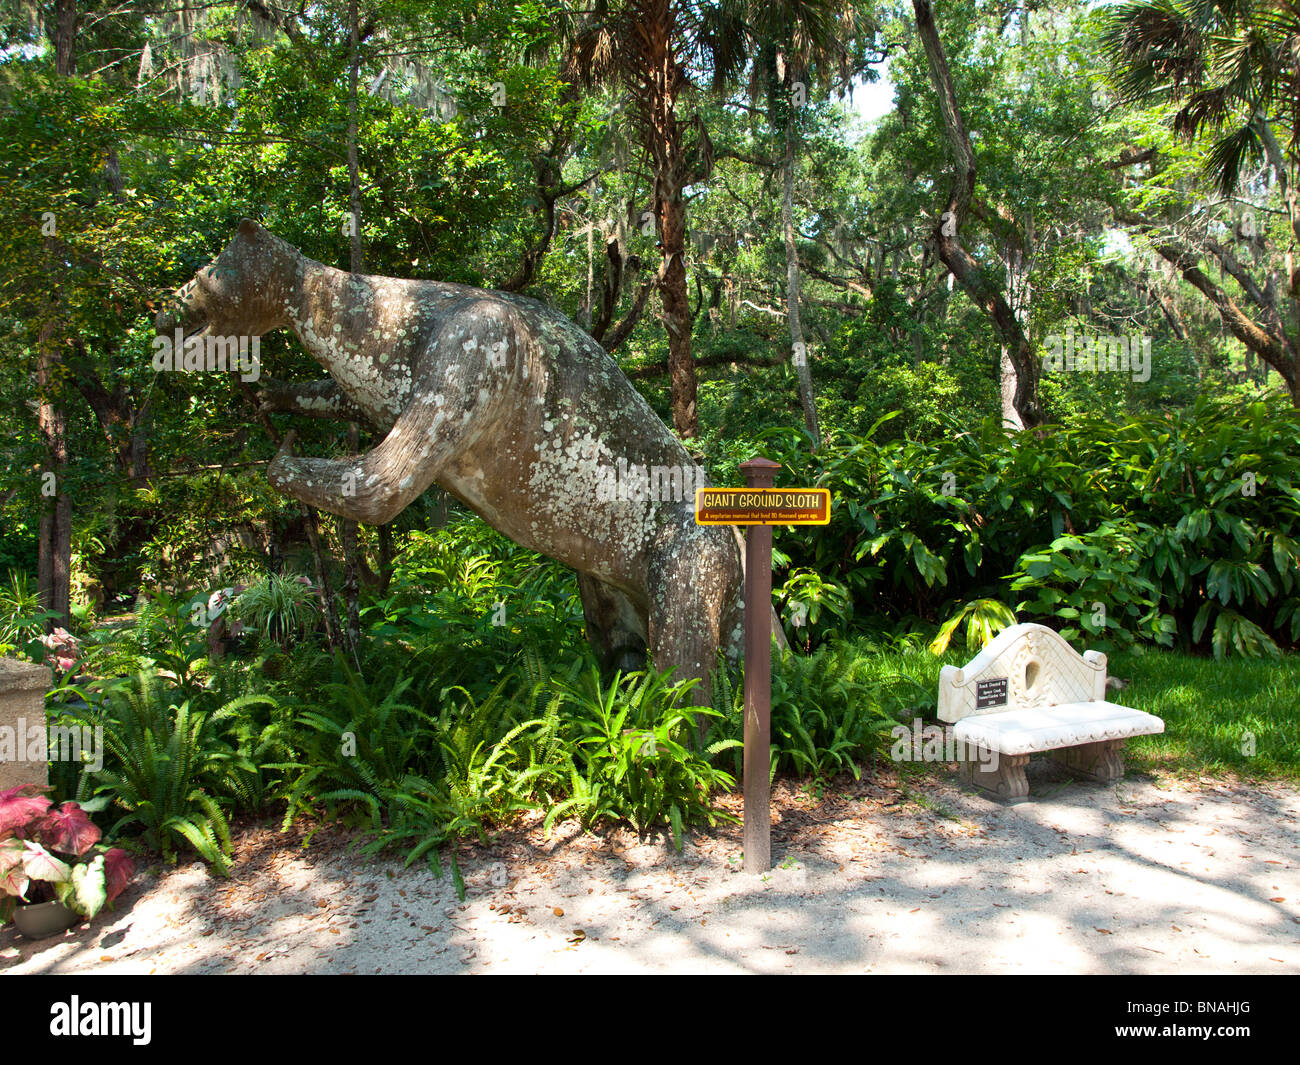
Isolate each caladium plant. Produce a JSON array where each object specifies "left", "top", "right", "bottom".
[{"left": 0, "top": 784, "right": 134, "bottom": 925}]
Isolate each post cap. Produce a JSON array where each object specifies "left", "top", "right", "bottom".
[{"left": 739, "top": 455, "right": 780, "bottom": 488}]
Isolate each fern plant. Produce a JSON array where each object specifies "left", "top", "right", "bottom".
[
  {"left": 345, "top": 668, "right": 570, "bottom": 897},
  {"left": 271, "top": 653, "right": 440, "bottom": 829},
  {"left": 73, "top": 670, "right": 266, "bottom": 875},
  {"left": 709, "top": 643, "right": 919, "bottom": 784},
  {"left": 546, "top": 665, "right": 739, "bottom": 850}
]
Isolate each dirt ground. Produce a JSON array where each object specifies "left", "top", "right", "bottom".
[{"left": 3, "top": 762, "right": 1298, "bottom": 975}]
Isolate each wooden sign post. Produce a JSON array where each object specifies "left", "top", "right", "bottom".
[{"left": 695, "top": 458, "right": 831, "bottom": 873}]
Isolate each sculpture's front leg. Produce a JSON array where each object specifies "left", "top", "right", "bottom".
[
  {"left": 267, "top": 300, "right": 519, "bottom": 524},
  {"left": 267, "top": 429, "right": 428, "bottom": 525}
]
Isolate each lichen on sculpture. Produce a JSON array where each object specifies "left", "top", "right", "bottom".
[{"left": 156, "top": 219, "right": 743, "bottom": 697}]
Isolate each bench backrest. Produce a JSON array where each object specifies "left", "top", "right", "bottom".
[{"left": 937, "top": 622, "right": 1107, "bottom": 723}]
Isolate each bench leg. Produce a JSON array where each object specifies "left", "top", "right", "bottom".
[
  {"left": 1051, "top": 739, "right": 1125, "bottom": 784},
  {"left": 960, "top": 747, "right": 1030, "bottom": 804}
]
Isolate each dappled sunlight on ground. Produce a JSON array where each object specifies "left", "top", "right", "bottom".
[{"left": 2, "top": 765, "right": 1296, "bottom": 974}]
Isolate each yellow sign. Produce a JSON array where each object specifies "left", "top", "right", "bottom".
[{"left": 694, "top": 488, "right": 831, "bottom": 526}]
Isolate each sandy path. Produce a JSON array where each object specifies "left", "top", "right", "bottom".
[{"left": 3, "top": 765, "right": 1298, "bottom": 974}]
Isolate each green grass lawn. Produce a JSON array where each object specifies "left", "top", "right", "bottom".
[
  {"left": 823, "top": 638, "right": 1300, "bottom": 783},
  {"left": 1107, "top": 650, "right": 1300, "bottom": 781}
]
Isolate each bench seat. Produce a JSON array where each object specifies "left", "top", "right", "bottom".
[{"left": 953, "top": 700, "right": 1165, "bottom": 757}]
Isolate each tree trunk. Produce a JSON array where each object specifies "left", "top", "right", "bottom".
[
  {"left": 657, "top": 183, "right": 696, "bottom": 438},
  {"left": 912, "top": 0, "right": 1043, "bottom": 428},
  {"left": 37, "top": 0, "right": 79, "bottom": 630},
  {"left": 377, "top": 524, "right": 394, "bottom": 596},
  {"left": 53, "top": 0, "right": 76, "bottom": 77},
  {"left": 341, "top": 423, "right": 361, "bottom": 662},
  {"left": 1257, "top": 121, "right": 1300, "bottom": 406},
  {"left": 1000, "top": 243, "right": 1028, "bottom": 431},
  {"left": 645, "top": 18, "right": 697, "bottom": 438},
  {"left": 346, "top": 0, "right": 363, "bottom": 276},
  {"left": 999, "top": 347, "right": 1023, "bottom": 430},
  {"left": 340, "top": 0, "right": 364, "bottom": 661},
  {"left": 303, "top": 509, "right": 342, "bottom": 649},
  {"left": 581, "top": 221, "right": 594, "bottom": 329},
  {"left": 783, "top": 102, "right": 820, "bottom": 445}
]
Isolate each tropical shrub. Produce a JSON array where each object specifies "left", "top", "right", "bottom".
[
  {"left": 363, "top": 518, "right": 586, "bottom": 688},
  {"left": 233, "top": 573, "right": 320, "bottom": 647},
  {"left": 929, "top": 598, "right": 1019, "bottom": 654},
  {"left": 0, "top": 571, "right": 54, "bottom": 659},
  {"left": 766, "top": 398, "right": 1300, "bottom": 657},
  {"left": 1009, "top": 523, "right": 1176, "bottom": 652}
]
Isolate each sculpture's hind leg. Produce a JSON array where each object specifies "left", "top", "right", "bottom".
[
  {"left": 577, "top": 574, "right": 648, "bottom": 675},
  {"left": 645, "top": 517, "right": 743, "bottom": 706}
]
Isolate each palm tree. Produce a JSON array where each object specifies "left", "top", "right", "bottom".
[
  {"left": 1101, "top": 0, "right": 1300, "bottom": 403},
  {"left": 1102, "top": 1, "right": 1300, "bottom": 193},
  {"left": 548, "top": 0, "right": 875, "bottom": 439}
]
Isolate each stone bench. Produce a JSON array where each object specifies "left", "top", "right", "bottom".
[{"left": 937, "top": 623, "right": 1163, "bottom": 803}]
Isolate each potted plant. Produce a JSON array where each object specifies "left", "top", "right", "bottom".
[{"left": 0, "top": 785, "right": 134, "bottom": 938}]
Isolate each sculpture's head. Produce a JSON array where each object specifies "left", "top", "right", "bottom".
[{"left": 155, "top": 219, "right": 298, "bottom": 340}]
